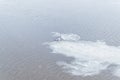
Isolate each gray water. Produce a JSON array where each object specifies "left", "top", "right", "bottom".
[{"left": 0, "top": 0, "right": 120, "bottom": 80}]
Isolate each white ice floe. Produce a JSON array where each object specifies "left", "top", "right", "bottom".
[{"left": 45, "top": 32, "right": 120, "bottom": 77}]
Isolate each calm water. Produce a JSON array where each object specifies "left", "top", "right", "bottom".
[{"left": 0, "top": 0, "right": 120, "bottom": 80}]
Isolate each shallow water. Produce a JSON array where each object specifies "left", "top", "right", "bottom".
[{"left": 0, "top": 0, "right": 120, "bottom": 80}]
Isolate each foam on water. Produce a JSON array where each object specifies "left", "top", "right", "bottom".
[{"left": 45, "top": 32, "right": 120, "bottom": 77}]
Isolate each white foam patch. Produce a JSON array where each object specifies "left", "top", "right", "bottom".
[
  {"left": 45, "top": 32, "right": 120, "bottom": 77},
  {"left": 52, "top": 32, "right": 80, "bottom": 41}
]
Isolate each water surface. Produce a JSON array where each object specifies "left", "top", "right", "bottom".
[{"left": 0, "top": 0, "right": 120, "bottom": 80}]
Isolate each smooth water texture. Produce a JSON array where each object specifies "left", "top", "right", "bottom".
[{"left": 1, "top": 0, "right": 120, "bottom": 80}]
